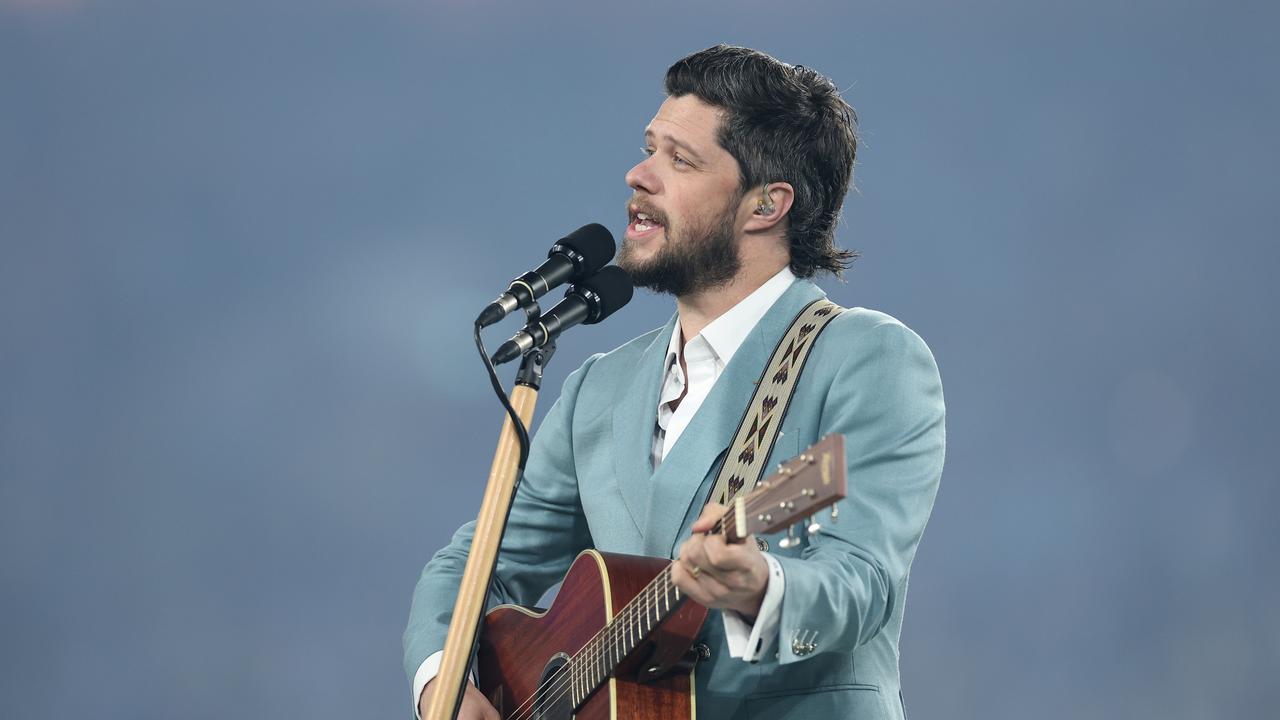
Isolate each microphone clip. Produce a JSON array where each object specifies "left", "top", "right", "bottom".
[
  {"left": 514, "top": 338, "right": 555, "bottom": 390},
  {"left": 508, "top": 299, "right": 555, "bottom": 389},
  {"left": 522, "top": 298, "right": 543, "bottom": 325}
]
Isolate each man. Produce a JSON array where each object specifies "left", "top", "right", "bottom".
[{"left": 405, "top": 45, "right": 945, "bottom": 720}]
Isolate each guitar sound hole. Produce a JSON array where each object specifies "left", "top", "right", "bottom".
[{"left": 530, "top": 654, "right": 574, "bottom": 720}]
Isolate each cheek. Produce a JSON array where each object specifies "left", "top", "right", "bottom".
[{"left": 674, "top": 182, "right": 729, "bottom": 226}]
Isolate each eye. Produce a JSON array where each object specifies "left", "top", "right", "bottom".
[
  {"left": 641, "top": 146, "right": 656, "bottom": 157},
  {"left": 672, "top": 152, "right": 689, "bottom": 166}
]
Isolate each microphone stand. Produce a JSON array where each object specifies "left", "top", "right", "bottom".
[{"left": 424, "top": 303, "right": 556, "bottom": 720}]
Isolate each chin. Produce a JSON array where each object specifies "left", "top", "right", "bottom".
[{"left": 619, "top": 242, "right": 661, "bottom": 273}]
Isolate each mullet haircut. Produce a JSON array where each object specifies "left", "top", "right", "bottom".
[{"left": 665, "top": 45, "right": 859, "bottom": 278}]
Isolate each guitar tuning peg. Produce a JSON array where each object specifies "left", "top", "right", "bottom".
[
  {"left": 806, "top": 516, "right": 821, "bottom": 536},
  {"left": 778, "top": 524, "right": 798, "bottom": 549},
  {"left": 829, "top": 504, "right": 840, "bottom": 523}
]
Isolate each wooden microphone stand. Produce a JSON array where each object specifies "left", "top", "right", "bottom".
[{"left": 422, "top": 322, "right": 556, "bottom": 720}]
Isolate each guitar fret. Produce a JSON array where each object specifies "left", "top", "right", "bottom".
[
  {"left": 653, "top": 583, "right": 660, "bottom": 624},
  {"left": 572, "top": 665, "right": 580, "bottom": 707}
]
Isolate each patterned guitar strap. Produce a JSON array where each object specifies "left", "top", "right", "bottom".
[{"left": 708, "top": 298, "right": 846, "bottom": 507}]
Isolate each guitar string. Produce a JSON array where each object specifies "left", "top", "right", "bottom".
[
  {"left": 501, "top": 548, "right": 685, "bottom": 720},
  {"left": 503, "top": 570, "right": 673, "bottom": 720},
  {"left": 509, "top": 486, "right": 819, "bottom": 720},
  {"left": 506, "top": 565, "right": 686, "bottom": 720},
  {"left": 504, "top": 493, "right": 775, "bottom": 720},
  {"left": 507, "top": 487, "right": 817, "bottom": 720},
  {"left": 504, "top": 487, "right": 819, "bottom": 720},
  {"left": 509, "top": 535, "right": 728, "bottom": 720}
]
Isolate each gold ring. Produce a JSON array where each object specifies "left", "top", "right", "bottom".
[{"left": 690, "top": 564, "right": 702, "bottom": 578}]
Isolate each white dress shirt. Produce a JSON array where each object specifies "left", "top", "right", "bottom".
[
  {"left": 413, "top": 267, "right": 798, "bottom": 714},
  {"left": 651, "top": 266, "right": 794, "bottom": 664}
]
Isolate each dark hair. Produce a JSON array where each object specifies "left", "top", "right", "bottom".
[{"left": 665, "top": 45, "right": 859, "bottom": 278}]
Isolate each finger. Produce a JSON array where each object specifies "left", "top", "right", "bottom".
[
  {"left": 693, "top": 569, "right": 734, "bottom": 603},
  {"left": 674, "top": 562, "right": 725, "bottom": 606},
  {"left": 465, "top": 683, "right": 500, "bottom": 720},
  {"left": 677, "top": 573, "right": 714, "bottom": 605},
  {"left": 691, "top": 502, "right": 727, "bottom": 533},
  {"left": 680, "top": 538, "right": 710, "bottom": 576},
  {"left": 686, "top": 548, "right": 736, "bottom": 589},
  {"left": 703, "top": 533, "right": 737, "bottom": 571},
  {"left": 705, "top": 533, "right": 759, "bottom": 576},
  {"left": 670, "top": 558, "right": 703, "bottom": 598}
]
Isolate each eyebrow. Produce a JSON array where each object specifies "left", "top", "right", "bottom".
[{"left": 644, "top": 129, "right": 707, "bottom": 165}]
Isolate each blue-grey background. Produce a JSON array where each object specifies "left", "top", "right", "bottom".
[{"left": 2, "top": 1, "right": 1277, "bottom": 718}]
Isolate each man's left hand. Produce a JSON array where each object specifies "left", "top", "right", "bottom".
[{"left": 672, "top": 502, "right": 770, "bottom": 620}]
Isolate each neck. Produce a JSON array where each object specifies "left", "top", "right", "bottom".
[{"left": 675, "top": 259, "right": 788, "bottom": 342}]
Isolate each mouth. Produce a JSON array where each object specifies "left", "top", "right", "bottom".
[{"left": 627, "top": 205, "right": 666, "bottom": 241}]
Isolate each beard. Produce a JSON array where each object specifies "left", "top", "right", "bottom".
[{"left": 618, "top": 197, "right": 742, "bottom": 296}]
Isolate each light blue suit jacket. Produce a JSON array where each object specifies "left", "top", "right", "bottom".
[{"left": 404, "top": 280, "right": 946, "bottom": 719}]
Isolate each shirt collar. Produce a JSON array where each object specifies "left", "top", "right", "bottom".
[{"left": 663, "top": 266, "right": 798, "bottom": 368}]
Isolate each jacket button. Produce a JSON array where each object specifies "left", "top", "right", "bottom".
[
  {"left": 693, "top": 642, "right": 712, "bottom": 661},
  {"left": 756, "top": 537, "right": 769, "bottom": 552}
]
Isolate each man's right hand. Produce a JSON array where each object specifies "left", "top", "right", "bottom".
[{"left": 418, "top": 678, "right": 500, "bottom": 720}]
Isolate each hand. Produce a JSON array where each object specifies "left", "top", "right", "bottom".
[
  {"left": 418, "top": 677, "right": 500, "bottom": 720},
  {"left": 671, "top": 502, "right": 770, "bottom": 620}
]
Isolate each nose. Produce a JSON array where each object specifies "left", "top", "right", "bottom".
[{"left": 625, "top": 156, "right": 660, "bottom": 196}]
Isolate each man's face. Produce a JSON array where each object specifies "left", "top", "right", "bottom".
[{"left": 620, "top": 94, "right": 747, "bottom": 296}]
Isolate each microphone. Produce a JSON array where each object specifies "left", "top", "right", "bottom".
[
  {"left": 476, "top": 224, "right": 616, "bottom": 328},
  {"left": 491, "top": 266, "right": 634, "bottom": 365}
]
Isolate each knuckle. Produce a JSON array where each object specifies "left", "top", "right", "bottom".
[{"left": 706, "top": 542, "right": 732, "bottom": 570}]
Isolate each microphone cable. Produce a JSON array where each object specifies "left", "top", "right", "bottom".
[{"left": 474, "top": 319, "right": 532, "bottom": 471}]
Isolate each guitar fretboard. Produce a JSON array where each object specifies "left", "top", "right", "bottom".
[
  {"left": 560, "top": 509, "right": 742, "bottom": 708},
  {"left": 562, "top": 563, "right": 682, "bottom": 706}
]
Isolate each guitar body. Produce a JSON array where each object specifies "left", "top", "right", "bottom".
[{"left": 477, "top": 550, "right": 708, "bottom": 720}]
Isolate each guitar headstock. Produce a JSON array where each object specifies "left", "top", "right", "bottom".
[{"left": 722, "top": 434, "right": 846, "bottom": 545}]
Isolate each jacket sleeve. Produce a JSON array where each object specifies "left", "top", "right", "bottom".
[
  {"left": 402, "top": 355, "right": 599, "bottom": 681},
  {"left": 772, "top": 319, "right": 945, "bottom": 664}
]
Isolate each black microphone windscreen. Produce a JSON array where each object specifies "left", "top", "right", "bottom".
[
  {"left": 554, "top": 223, "right": 616, "bottom": 273},
  {"left": 576, "top": 265, "right": 634, "bottom": 324}
]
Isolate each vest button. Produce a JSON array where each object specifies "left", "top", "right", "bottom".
[{"left": 756, "top": 537, "right": 769, "bottom": 552}]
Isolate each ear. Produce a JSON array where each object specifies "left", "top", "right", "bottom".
[{"left": 742, "top": 182, "right": 795, "bottom": 234}]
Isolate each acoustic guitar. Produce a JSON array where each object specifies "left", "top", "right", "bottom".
[{"left": 476, "top": 434, "right": 847, "bottom": 720}]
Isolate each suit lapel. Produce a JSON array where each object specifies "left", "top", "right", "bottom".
[
  {"left": 642, "top": 280, "right": 827, "bottom": 557},
  {"left": 611, "top": 313, "right": 676, "bottom": 537}
]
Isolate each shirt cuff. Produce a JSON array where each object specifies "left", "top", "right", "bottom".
[
  {"left": 412, "top": 652, "right": 442, "bottom": 719},
  {"left": 412, "top": 651, "right": 476, "bottom": 719},
  {"left": 721, "top": 551, "right": 785, "bottom": 662}
]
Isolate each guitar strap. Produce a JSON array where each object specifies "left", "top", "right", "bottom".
[{"left": 708, "top": 297, "right": 846, "bottom": 506}]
